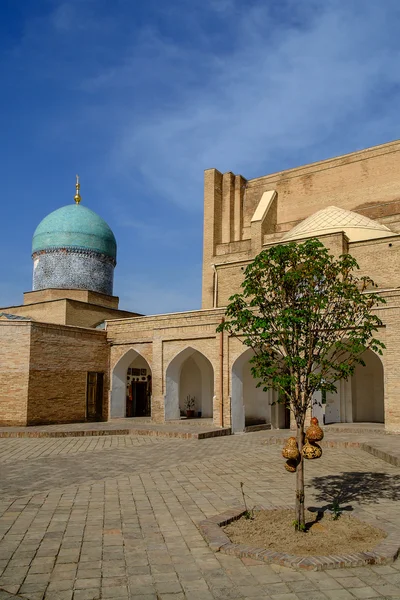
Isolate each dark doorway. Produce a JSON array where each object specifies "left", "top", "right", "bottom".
[
  {"left": 126, "top": 381, "right": 151, "bottom": 417},
  {"left": 284, "top": 404, "right": 291, "bottom": 428},
  {"left": 86, "top": 372, "right": 104, "bottom": 421}
]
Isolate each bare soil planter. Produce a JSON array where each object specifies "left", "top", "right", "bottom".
[
  {"left": 198, "top": 505, "right": 400, "bottom": 571},
  {"left": 224, "top": 509, "right": 385, "bottom": 556}
]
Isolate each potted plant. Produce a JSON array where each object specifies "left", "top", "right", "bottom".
[{"left": 185, "top": 395, "right": 196, "bottom": 418}]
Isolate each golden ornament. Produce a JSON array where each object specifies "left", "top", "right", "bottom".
[
  {"left": 306, "top": 417, "right": 324, "bottom": 442},
  {"left": 284, "top": 459, "right": 297, "bottom": 473},
  {"left": 282, "top": 437, "right": 300, "bottom": 460},
  {"left": 302, "top": 439, "right": 322, "bottom": 460}
]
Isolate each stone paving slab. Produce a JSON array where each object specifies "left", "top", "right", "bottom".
[
  {"left": 0, "top": 431, "right": 399, "bottom": 599},
  {"left": 262, "top": 430, "right": 400, "bottom": 468}
]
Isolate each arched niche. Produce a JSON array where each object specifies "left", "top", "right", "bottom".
[
  {"left": 231, "top": 348, "right": 280, "bottom": 433},
  {"left": 111, "top": 349, "right": 152, "bottom": 418},
  {"left": 352, "top": 349, "right": 384, "bottom": 423},
  {"left": 324, "top": 349, "right": 384, "bottom": 424},
  {"left": 165, "top": 347, "right": 214, "bottom": 420}
]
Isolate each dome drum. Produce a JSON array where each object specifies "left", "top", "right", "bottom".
[
  {"left": 33, "top": 247, "right": 115, "bottom": 296},
  {"left": 32, "top": 246, "right": 116, "bottom": 266}
]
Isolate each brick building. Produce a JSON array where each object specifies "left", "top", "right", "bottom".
[{"left": 1, "top": 142, "right": 400, "bottom": 431}]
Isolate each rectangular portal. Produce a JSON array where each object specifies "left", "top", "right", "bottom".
[{"left": 86, "top": 372, "right": 104, "bottom": 421}]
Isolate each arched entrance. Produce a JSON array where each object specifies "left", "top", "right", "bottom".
[
  {"left": 324, "top": 349, "right": 384, "bottom": 424},
  {"left": 352, "top": 349, "right": 384, "bottom": 423},
  {"left": 165, "top": 347, "right": 214, "bottom": 420},
  {"left": 111, "top": 349, "right": 152, "bottom": 418},
  {"left": 231, "top": 349, "right": 282, "bottom": 433}
]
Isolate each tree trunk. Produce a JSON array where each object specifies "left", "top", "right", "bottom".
[{"left": 295, "top": 425, "right": 305, "bottom": 531}]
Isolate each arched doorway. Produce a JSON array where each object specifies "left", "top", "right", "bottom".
[
  {"left": 352, "top": 349, "right": 384, "bottom": 423},
  {"left": 111, "top": 349, "right": 152, "bottom": 418},
  {"left": 324, "top": 349, "right": 384, "bottom": 424},
  {"left": 231, "top": 349, "right": 282, "bottom": 433},
  {"left": 165, "top": 347, "right": 214, "bottom": 420}
]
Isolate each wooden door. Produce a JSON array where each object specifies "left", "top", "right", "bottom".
[{"left": 87, "top": 372, "right": 104, "bottom": 421}]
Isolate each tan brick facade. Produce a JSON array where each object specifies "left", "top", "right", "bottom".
[
  {"left": 0, "top": 322, "right": 31, "bottom": 426},
  {"left": 27, "top": 323, "right": 109, "bottom": 425},
  {"left": 2, "top": 289, "right": 139, "bottom": 328},
  {"left": 0, "top": 321, "right": 108, "bottom": 426},
  {"left": 1, "top": 139, "right": 400, "bottom": 431},
  {"left": 107, "top": 140, "right": 400, "bottom": 434},
  {"left": 202, "top": 140, "right": 400, "bottom": 309}
]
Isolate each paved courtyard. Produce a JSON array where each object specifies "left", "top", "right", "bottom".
[{"left": 0, "top": 431, "right": 399, "bottom": 600}]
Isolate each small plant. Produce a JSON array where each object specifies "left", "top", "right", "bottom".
[
  {"left": 185, "top": 395, "right": 195, "bottom": 410},
  {"left": 240, "top": 482, "right": 254, "bottom": 520},
  {"left": 292, "top": 520, "right": 306, "bottom": 531},
  {"left": 330, "top": 498, "right": 342, "bottom": 521}
]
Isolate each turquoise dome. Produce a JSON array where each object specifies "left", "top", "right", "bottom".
[{"left": 32, "top": 204, "right": 117, "bottom": 260}]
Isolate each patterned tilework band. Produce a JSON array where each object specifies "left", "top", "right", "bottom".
[{"left": 32, "top": 247, "right": 115, "bottom": 295}]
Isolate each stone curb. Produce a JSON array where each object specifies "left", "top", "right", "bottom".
[
  {"left": 360, "top": 442, "right": 400, "bottom": 467},
  {"left": 198, "top": 505, "right": 400, "bottom": 571},
  {"left": 0, "top": 427, "right": 231, "bottom": 440}
]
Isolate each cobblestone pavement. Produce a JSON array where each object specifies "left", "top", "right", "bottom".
[{"left": 0, "top": 432, "right": 399, "bottom": 600}]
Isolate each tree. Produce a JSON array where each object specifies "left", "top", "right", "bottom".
[{"left": 217, "top": 238, "right": 385, "bottom": 531}]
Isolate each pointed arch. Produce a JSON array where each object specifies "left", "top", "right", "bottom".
[
  {"left": 231, "top": 348, "right": 280, "bottom": 433},
  {"left": 164, "top": 347, "right": 214, "bottom": 420},
  {"left": 352, "top": 349, "right": 384, "bottom": 423},
  {"left": 111, "top": 348, "right": 152, "bottom": 418},
  {"left": 323, "top": 348, "right": 384, "bottom": 424}
]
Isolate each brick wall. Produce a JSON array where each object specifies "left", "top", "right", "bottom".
[
  {"left": 107, "top": 309, "right": 226, "bottom": 425},
  {"left": 244, "top": 140, "right": 400, "bottom": 230},
  {"left": 106, "top": 292, "right": 400, "bottom": 432},
  {"left": 377, "top": 303, "right": 400, "bottom": 432},
  {"left": 350, "top": 237, "right": 400, "bottom": 290},
  {"left": 27, "top": 322, "right": 109, "bottom": 425},
  {"left": 2, "top": 300, "right": 67, "bottom": 324},
  {"left": 216, "top": 264, "right": 245, "bottom": 307},
  {"left": 23, "top": 288, "right": 120, "bottom": 309},
  {"left": 0, "top": 298, "right": 138, "bottom": 330},
  {"left": 65, "top": 300, "right": 139, "bottom": 328},
  {"left": 202, "top": 140, "right": 400, "bottom": 308},
  {"left": 0, "top": 322, "right": 31, "bottom": 426}
]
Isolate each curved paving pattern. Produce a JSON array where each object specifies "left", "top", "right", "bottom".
[{"left": 0, "top": 431, "right": 399, "bottom": 599}]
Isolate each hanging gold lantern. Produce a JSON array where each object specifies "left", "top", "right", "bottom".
[{"left": 282, "top": 437, "right": 300, "bottom": 460}]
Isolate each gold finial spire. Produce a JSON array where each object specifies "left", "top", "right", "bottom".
[{"left": 74, "top": 174, "right": 82, "bottom": 204}]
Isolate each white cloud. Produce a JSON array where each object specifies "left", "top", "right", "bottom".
[
  {"left": 107, "top": 0, "right": 400, "bottom": 210},
  {"left": 4, "top": 0, "right": 400, "bottom": 314}
]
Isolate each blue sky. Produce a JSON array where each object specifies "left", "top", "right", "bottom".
[{"left": 1, "top": 0, "right": 400, "bottom": 314}]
